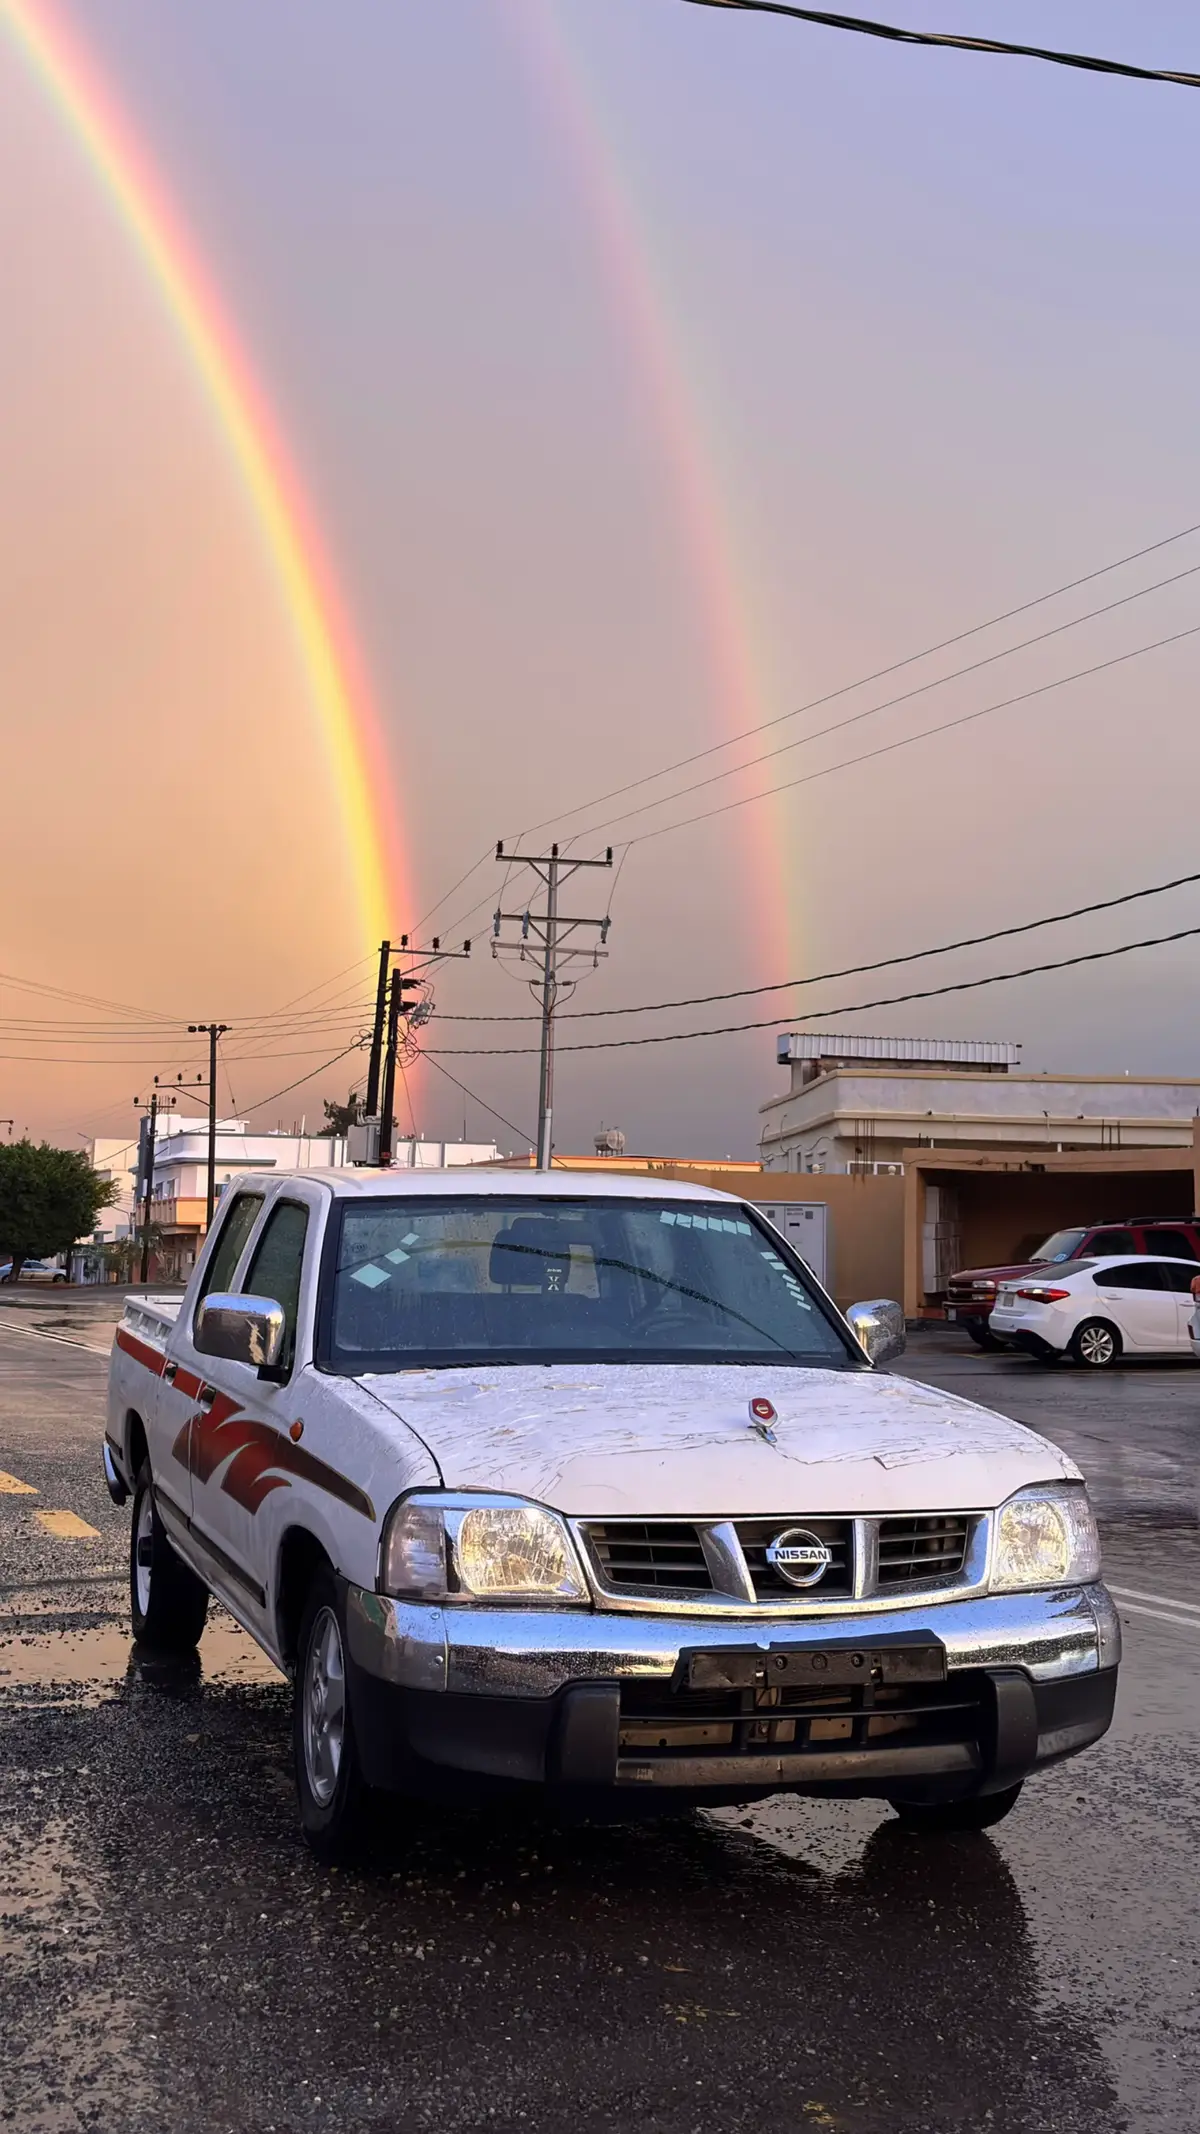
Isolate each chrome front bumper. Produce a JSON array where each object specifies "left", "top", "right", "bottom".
[{"left": 346, "top": 1580, "right": 1121, "bottom": 1700}]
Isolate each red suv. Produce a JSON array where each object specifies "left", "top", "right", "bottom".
[{"left": 945, "top": 1217, "right": 1200, "bottom": 1347}]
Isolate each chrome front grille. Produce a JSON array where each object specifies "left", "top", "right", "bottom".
[
  {"left": 736, "top": 1517, "right": 853, "bottom": 1600},
  {"left": 577, "top": 1511, "right": 986, "bottom": 1614},
  {"left": 589, "top": 1521, "right": 712, "bottom": 1593},
  {"left": 877, "top": 1514, "right": 969, "bottom": 1585}
]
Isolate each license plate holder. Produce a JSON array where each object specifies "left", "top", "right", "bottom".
[{"left": 684, "top": 1636, "right": 946, "bottom": 1694}]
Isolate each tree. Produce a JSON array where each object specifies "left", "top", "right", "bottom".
[
  {"left": 322, "top": 1090, "right": 362, "bottom": 1136},
  {"left": 0, "top": 1141, "right": 118, "bottom": 1282}
]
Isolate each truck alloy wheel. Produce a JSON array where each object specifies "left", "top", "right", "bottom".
[
  {"left": 293, "top": 1572, "right": 371, "bottom": 1858},
  {"left": 1072, "top": 1321, "right": 1120, "bottom": 1370}
]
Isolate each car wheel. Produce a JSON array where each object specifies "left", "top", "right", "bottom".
[
  {"left": 129, "top": 1463, "right": 209, "bottom": 1649},
  {"left": 293, "top": 1570, "right": 373, "bottom": 1861},
  {"left": 888, "top": 1782, "right": 1023, "bottom": 1833},
  {"left": 1071, "top": 1319, "right": 1121, "bottom": 1370},
  {"left": 965, "top": 1326, "right": 1005, "bottom": 1352}
]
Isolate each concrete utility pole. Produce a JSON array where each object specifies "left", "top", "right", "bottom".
[
  {"left": 364, "top": 939, "right": 392, "bottom": 1121},
  {"left": 364, "top": 937, "right": 472, "bottom": 1164},
  {"left": 493, "top": 842, "right": 613, "bottom": 1169},
  {"left": 187, "top": 1022, "right": 229, "bottom": 1230},
  {"left": 138, "top": 1092, "right": 158, "bottom": 1285}
]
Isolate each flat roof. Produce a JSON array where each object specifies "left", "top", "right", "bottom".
[{"left": 778, "top": 1034, "right": 1021, "bottom": 1066}]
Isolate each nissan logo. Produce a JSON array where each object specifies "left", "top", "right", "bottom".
[{"left": 766, "top": 1527, "right": 833, "bottom": 1589}]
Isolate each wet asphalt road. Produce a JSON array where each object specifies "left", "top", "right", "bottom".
[{"left": 2, "top": 1296, "right": 1199, "bottom": 2133}]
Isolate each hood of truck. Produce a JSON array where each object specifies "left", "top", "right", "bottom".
[{"left": 358, "top": 1362, "right": 1076, "bottom": 1517}]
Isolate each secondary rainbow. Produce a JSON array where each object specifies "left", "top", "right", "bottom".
[
  {"left": 2, "top": 0, "right": 410, "bottom": 952},
  {"left": 512, "top": 3, "right": 793, "bottom": 978}
]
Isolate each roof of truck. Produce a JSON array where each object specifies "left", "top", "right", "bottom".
[{"left": 222, "top": 1167, "right": 747, "bottom": 1205}]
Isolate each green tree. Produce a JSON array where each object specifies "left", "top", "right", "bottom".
[
  {"left": 0, "top": 1141, "right": 118, "bottom": 1282},
  {"left": 322, "top": 1090, "right": 362, "bottom": 1136}
]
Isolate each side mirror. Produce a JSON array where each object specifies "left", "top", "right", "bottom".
[
  {"left": 846, "top": 1298, "right": 906, "bottom": 1367},
  {"left": 194, "top": 1292, "right": 286, "bottom": 1377}
]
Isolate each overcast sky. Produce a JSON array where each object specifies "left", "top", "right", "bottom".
[{"left": 3, "top": 1, "right": 1200, "bottom": 1159}]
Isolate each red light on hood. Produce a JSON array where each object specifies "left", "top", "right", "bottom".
[{"left": 750, "top": 1397, "right": 777, "bottom": 1423}]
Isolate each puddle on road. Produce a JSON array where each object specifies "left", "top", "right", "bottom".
[{"left": 0, "top": 1612, "right": 284, "bottom": 1703}]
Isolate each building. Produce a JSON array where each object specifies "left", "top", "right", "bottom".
[
  {"left": 83, "top": 1117, "right": 499, "bottom": 1282},
  {"left": 87, "top": 1135, "right": 143, "bottom": 1241},
  {"left": 756, "top": 1032, "right": 1200, "bottom": 1315},
  {"left": 760, "top": 1033, "right": 1200, "bottom": 1173}
]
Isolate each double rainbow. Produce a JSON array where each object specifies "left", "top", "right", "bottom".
[{"left": 3, "top": 0, "right": 409, "bottom": 950}]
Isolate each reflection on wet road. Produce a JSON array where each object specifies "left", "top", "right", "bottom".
[{"left": 1, "top": 1316, "right": 1198, "bottom": 2131}]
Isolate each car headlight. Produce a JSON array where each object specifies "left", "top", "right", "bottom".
[
  {"left": 991, "top": 1485, "right": 1101, "bottom": 1591},
  {"left": 379, "top": 1493, "right": 588, "bottom": 1604}
]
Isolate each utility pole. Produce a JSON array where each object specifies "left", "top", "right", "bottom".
[
  {"left": 133, "top": 1082, "right": 178, "bottom": 1284},
  {"left": 187, "top": 1022, "right": 229, "bottom": 1231},
  {"left": 364, "top": 938, "right": 391, "bottom": 1120},
  {"left": 493, "top": 842, "right": 613, "bottom": 1169},
  {"left": 375, "top": 939, "right": 472, "bottom": 1164},
  {"left": 365, "top": 936, "right": 472, "bottom": 1164},
  {"left": 138, "top": 1091, "right": 158, "bottom": 1284}
]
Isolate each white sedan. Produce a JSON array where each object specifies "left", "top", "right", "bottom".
[
  {"left": 990, "top": 1254, "right": 1200, "bottom": 1368},
  {"left": 1191, "top": 1273, "right": 1200, "bottom": 1361}
]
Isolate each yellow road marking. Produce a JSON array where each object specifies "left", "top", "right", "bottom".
[
  {"left": 34, "top": 1509, "right": 101, "bottom": 1539},
  {"left": 0, "top": 1470, "right": 37, "bottom": 1496}
]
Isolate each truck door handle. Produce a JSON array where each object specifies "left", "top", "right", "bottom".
[
  {"left": 163, "top": 1361, "right": 177, "bottom": 1383},
  {"left": 198, "top": 1385, "right": 218, "bottom": 1408}
]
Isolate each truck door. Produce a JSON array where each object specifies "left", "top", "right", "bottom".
[
  {"left": 154, "top": 1190, "right": 265, "bottom": 1537},
  {"left": 185, "top": 1192, "right": 316, "bottom": 1639}
]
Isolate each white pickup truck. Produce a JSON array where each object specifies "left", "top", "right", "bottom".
[{"left": 104, "top": 1170, "right": 1119, "bottom": 1856}]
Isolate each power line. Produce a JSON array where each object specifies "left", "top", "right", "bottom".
[
  {"left": 422, "top": 1055, "right": 535, "bottom": 1149},
  {"left": 559, "top": 561, "right": 1200, "bottom": 843},
  {"left": 435, "top": 864, "right": 1200, "bottom": 1022},
  {"left": 428, "top": 920, "right": 1200, "bottom": 1055},
  {"left": 240, "top": 1044, "right": 364, "bottom": 1119},
  {"left": 511, "top": 519, "right": 1200, "bottom": 843},
  {"left": 682, "top": 2, "right": 1200, "bottom": 91},
  {"left": 624, "top": 617, "right": 1200, "bottom": 849}
]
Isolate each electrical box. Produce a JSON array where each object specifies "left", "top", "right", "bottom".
[
  {"left": 347, "top": 1120, "right": 380, "bottom": 1165},
  {"left": 756, "top": 1202, "right": 829, "bottom": 1288}
]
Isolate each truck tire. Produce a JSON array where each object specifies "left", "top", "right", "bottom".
[
  {"left": 129, "top": 1463, "right": 209, "bottom": 1650},
  {"left": 888, "top": 1781, "right": 1023, "bottom": 1832},
  {"left": 293, "top": 1568, "right": 373, "bottom": 1861},
  {"left": 1071, "top": 1319, "right": 1121, "bottom": 1369}
]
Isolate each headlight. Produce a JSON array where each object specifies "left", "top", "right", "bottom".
[
  {"left": 991, "top": 1485, "right": 1101, "bottom": 1591},
  {"left": 379, "top": 1493, "right": 587, "bottom": 1604}
]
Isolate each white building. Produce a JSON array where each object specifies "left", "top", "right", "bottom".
[
  {"left": 760, "top": 1033, "right": 1200, "bottom": 1174},
  {"left": 86, "top": 1117, "right": 498, "bottom": 1279}
]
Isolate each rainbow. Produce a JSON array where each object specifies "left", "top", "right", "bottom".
[
  {"left": 2, "top": 0, "right": 409, "bottom": 951},
  {"left": 511, "top": 3, "right": 792, "bottom": 975}
]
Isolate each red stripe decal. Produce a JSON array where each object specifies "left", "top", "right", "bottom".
[{"left": 115, "top": 1327, "right": 166, "bottom": 1378}]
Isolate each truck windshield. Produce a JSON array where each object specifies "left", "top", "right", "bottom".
[
  {"left": 320, "top": 1196, "right": 859, "bottom": 1373},
  {"left": 1033, "top": 1228, "right": 1089, "bottom": 1263}
]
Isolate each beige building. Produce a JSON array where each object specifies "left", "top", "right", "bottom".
[{"left": 760, "top": 1033, "right": 1200, "bottom": 1174}]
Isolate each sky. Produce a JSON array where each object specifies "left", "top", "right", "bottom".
[{"left": 3, "top": 0, "right": 1200, "bottom": 1160}]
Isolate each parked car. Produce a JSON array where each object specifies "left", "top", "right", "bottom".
[
  {"left": 0, "top": 1257, "right": 67, "bottom": 1284},
  {"left": 945, "top": 1217, "right": 1200, "bottom": 1347},
  {"left": 104, "top": 1170, "right": 1119, "bottom": 1857},
  {"left": 1190, "top": 1274, "right": 1200, "bottom": 1362},
  {"left": 989, "top": 1254, "right": 1200, "bottom": 1368}
]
